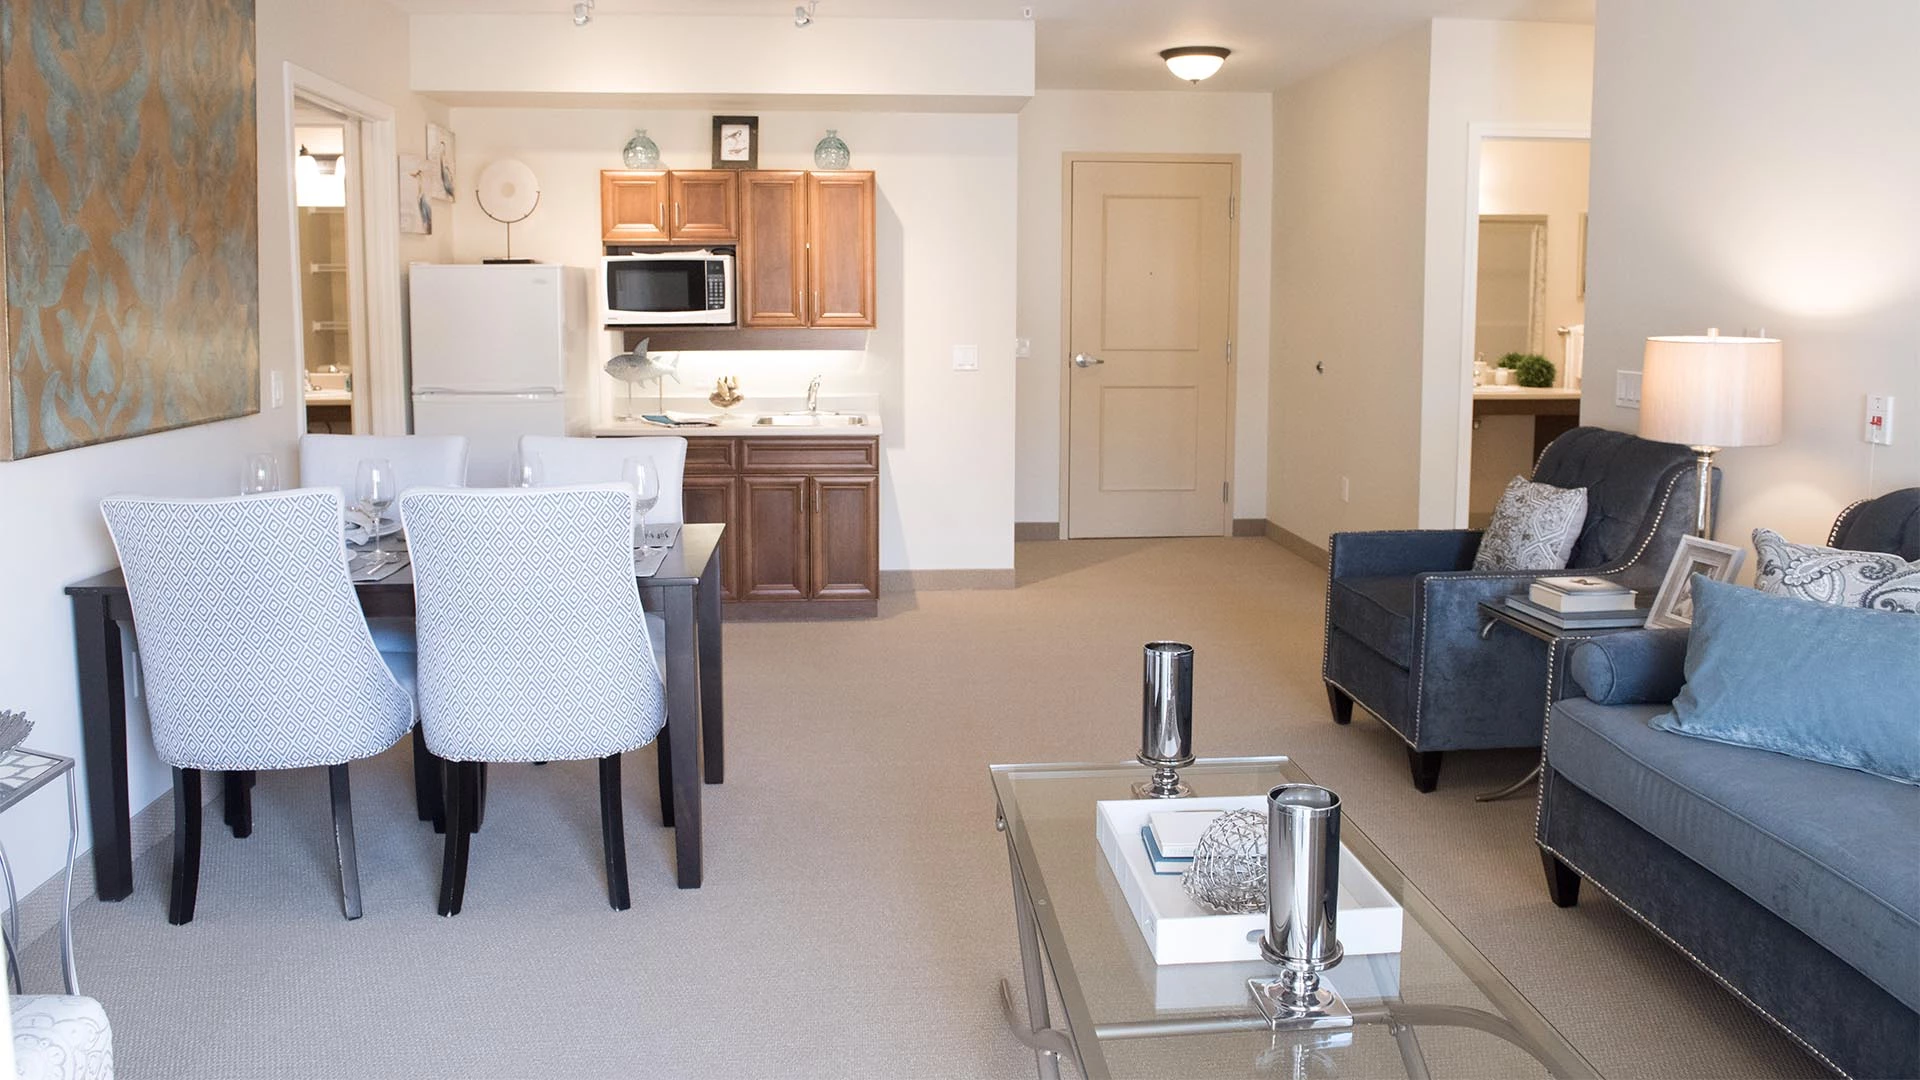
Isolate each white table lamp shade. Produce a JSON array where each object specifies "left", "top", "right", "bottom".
[{"left": 1638, "top": 331, "right": 1784, "bottom": 449}]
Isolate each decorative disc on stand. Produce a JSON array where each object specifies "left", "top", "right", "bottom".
[{"left": 475, "top": 159, "right": 541, "bottom": 263}]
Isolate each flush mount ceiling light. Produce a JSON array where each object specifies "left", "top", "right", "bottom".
[
  {"left": 795, "top": 0, "right": 819, "bottom": 27},
  {"left": 1160, "top": 46, "right": 1230, "bottom": 84},
  {"left": 572, "top": 0, "right": 594, "bottom": 26}
]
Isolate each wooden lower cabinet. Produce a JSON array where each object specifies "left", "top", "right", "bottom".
[{"left": 670, "top": 435, "right": 878, "bottom": 611}]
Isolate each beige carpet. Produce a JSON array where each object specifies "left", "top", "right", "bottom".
[{"left": 16, "top": 537, "right": 1824, "bottom": 1079}]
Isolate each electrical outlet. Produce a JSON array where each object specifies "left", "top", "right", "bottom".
[
  {"left": 1340, "top": 476, "right": 1350, "bottom": 503},
  {"left": 1013, "top": 338, "right": 1031, "bottom": 359},
  {"left": 952, "top": 345, "right": 980, "bottom": 372},
  {"left": 1615, "top": 370, "right": 1643, "bottom": 409},
  {"left": 1866, "top": 394, "right": 1895, "bottom": 445},
  {"left": 269, "top": 370, "right": 284, "bottom": 409}
]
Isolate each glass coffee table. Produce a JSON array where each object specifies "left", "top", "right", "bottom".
[{"left": 990, "top": 757, "right": 1598, "bottom": 1080}]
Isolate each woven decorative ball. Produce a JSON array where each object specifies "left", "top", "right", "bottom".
[{"left": 1180, "top": 808, "right": 1268, "bottom": 913}]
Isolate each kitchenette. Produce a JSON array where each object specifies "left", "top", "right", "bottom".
[{"left": 406, "top": 145, "right": 884, "bottom": 613}]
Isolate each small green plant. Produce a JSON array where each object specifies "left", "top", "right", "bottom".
[
  {"left": 1498, "top": 352, "right": 1527, "bottom": 369},
  {"left": 1514, "top": 354, "right": 1556, "bottom": 388}
]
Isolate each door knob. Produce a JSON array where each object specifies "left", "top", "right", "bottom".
[{"left": 1071, "top": 353, "right": 1106, "bottom": 368}]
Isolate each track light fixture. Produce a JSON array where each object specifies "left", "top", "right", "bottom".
[
  {"left": 795, "top": 0, "right": 819, "bottom": 27},
  {"left": 1160, "top": 45, "right": 1230, "bottom": 84},
  {"left": 572, "top": 0, "right": 594, "bottom": 27}
]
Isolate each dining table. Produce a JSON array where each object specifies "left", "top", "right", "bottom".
[{"left": 64, "top": 522, "right": 726, "bottom": 897}]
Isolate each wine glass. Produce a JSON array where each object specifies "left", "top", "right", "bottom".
[
  {"left": 622, "top": 456, "right": 661, "bottom": 548},
  {"left": 510, "top": 451, "right": 544, "bottom": 489},
  {"left": 241, "top": 453, "right": 278, "bottom": 495},
  {"left": 354, "top": 458, "right": 398, "bottom": 565}
]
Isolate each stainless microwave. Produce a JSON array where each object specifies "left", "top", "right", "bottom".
[{"left": 599, "top": 250, "right": 734, "bottom": 326}]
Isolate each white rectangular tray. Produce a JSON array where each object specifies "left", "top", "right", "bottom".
[{"left": 1095, "top": 795, "right": 1404, "bottom": 966}]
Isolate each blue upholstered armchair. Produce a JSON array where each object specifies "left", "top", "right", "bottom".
[{"left": 1322, "top": 427, "right": 1706, "bottom": 791}]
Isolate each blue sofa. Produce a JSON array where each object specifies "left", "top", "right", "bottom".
[
  {"left": 1324, "top": 427, "right": 1706, "bottom": 790},
  {"left": 1537, "top": 488, "right": 1920, "bottom": 1079}
]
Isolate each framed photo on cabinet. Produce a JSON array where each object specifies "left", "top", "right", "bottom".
[{"left": 712, "top": 115, "right": 758, "bottom": 170}]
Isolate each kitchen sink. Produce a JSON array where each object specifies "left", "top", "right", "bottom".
[{"left": 753, "top": 413, "right": 867, "bottom": 427}]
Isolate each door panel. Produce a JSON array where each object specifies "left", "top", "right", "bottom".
[
  {"left": 602, "top": 171, "right": 668, "bottom": 243},
  {"left": 810, "top": 476, "right": 878, "bottom": 600},
  {"left": 682, "top": 476, "right": 739, "bottom": 602},
  {"left": 740, "top": 476, "right": 808, "bottom": 601},
  {"left": 670, "top": 171, "right": 738, "bottom": 242},
  {"left": 806, "top": 173, "right": 875, "bottom": 328},
  {"left": 1067, "top": 161, "right": 1234, "bottom": 538},
  {"left": 740, "top": 172, "right": 808, "bottom": 327}
]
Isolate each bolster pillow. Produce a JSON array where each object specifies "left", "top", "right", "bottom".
[{"left": 1568, "top": 629, "right": 1691, "bottom": 705}]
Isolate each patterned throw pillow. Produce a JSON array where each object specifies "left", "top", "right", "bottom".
[
  {"left": 1473, "top": 477, "right": 1589, "bottom": 571},
  {"left": 1752, "top": 528, "right": 1920, "bottom": 613}
]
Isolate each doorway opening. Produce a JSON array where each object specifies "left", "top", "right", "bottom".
[
  {"left": 293, "top": 101, "right": 366, "bottom": 434},
  {"left": 1460, "top": 135, "right": 1589, "bottom": 527}
]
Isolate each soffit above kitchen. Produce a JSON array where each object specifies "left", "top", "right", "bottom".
[{"left": 391, "top": 0, "right": 1592, "bottom": 99}]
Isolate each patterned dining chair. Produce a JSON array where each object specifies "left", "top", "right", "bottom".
[
  {"left": 100, "top": 491, "right": 415, "bottom": 924},
  {"left": 399, "top": 485, "right": 667, "bottom": 915},
  {"left": 519, "top": 435, "right": 689, "bottom": 524}
]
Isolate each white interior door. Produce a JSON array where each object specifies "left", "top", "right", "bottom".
[{"left": 1066, "top": 160, "right": 1235, "bottom": 538}]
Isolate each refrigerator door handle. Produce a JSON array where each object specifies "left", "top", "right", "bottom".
[{"left": 412, "top": 386, "right": 565, "bottom": 398}]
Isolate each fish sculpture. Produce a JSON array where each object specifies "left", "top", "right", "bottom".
[{"left": 605, "top": 340, "right": 681, "bottom": 418}]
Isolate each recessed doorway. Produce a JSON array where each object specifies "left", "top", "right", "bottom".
[{"left": 293, "top": 102, "right": 366, "bottom": 434}]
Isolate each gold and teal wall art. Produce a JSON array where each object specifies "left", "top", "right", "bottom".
[{"left": 1, "top": 0, "right": 260, "bottom": 460}]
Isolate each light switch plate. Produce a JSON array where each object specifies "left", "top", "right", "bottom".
[
  {"left": 1615, "top": 370, "right": 1642, "bottom": 409},
  {"left": 952, "top": 345, "right": 980, "bottom": 372},
  {"left": 1014, "top": 338, "right": 1031, "bottom": 359},
  {"left": 1866, "top": 394, "right": 1895, "bottom": 445},
  {"left": 269, "top": 370, "right": 285, "bottom": 409}
]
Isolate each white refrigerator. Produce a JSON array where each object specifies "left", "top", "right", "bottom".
[{"left": 408, "top": 263, "right": 590, "bottom": 487}]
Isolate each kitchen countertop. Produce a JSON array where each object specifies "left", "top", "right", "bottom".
[
  {"left": 305, "top": 389, "right": 352, "bottom": 405},
  {"left": 590, "top": 394, "right": 882, "bottom": 437},
  {"left": 1472, "top": 386, "right": 1582, "bottom": 400}
]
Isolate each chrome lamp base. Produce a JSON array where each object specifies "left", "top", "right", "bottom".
[
  {"left": 1248, "top": 967, "right": 1353, "bottom": 1034},
  {"left": 1131, "top": 756, "right": 1193, "bottom": 799}
]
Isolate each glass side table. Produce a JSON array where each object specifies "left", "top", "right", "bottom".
[{"left": 0, "top": 747, "right": 82, "bottom": 995}]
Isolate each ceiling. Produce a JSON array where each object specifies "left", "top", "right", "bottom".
[{"left": 387, "top": 0, "right": 1594, "bottom": 92}]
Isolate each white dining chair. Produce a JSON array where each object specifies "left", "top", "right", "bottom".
[
  {"left": 297, "top": 433, "right": 469, "bottom": 495},
  {"left": 518, "top": 435, "right": 689, "bottom": 525},
  {"left": 99, "top": 491, "right": 415, "bottom": 924},
  {"left": 399, "top": 485, "right": 667, "bottom": 916}
]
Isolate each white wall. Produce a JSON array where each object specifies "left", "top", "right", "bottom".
[
  {"left": 1014, "top": 90, "right": 1273, "bottom": 526},
  {"left": 1267, "top": 27, "right": 1433, "bottom": 544},
  {"left": 1581, "top": 0, "right": 1920, "bottom": 546},
  {"left": 1418, "top": 20, "right": 1594, "bottom": 527},
  {"left": 445, "top": 107, "right": 1019, "bottom": 572},
  {"left": 0, "top": 0, "right": 451, "bottom": 904}
]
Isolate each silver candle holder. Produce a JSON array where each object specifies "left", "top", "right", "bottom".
[
  {"left": 1249, "top": 784, "right": 1353, "bottom": 1031},
  {"left": 1133, "top": 642, "right": 1194, "bottom": 799}
]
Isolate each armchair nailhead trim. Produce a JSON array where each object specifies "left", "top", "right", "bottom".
[{"left": 1828, "top": 500, "right": 1866, "bottom": 547}]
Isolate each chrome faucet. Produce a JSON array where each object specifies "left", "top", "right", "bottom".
[{"left": 806, "top": 374, "right": 822, "bottom": 414}]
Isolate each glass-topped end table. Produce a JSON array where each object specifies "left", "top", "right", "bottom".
[
  {"left": 0, "top": 746, "right": 82, "bottom": 995},
  {"left": 989, "top": 757, "right": 1597, "bottom": 1080}
]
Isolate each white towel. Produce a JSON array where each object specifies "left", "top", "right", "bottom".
[{"left": 1563, "top": 324, "right": 1585, "bottom": 389}]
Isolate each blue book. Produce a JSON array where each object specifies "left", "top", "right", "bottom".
[{"left": 1141, "top": 825, "right": 1192, "bottom": 876}]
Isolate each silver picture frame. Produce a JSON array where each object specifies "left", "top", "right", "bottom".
[{"left": 1646, "top": 535, "right": 1747, "bottom": 629}]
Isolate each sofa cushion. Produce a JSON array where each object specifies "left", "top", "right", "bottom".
[
  {"left": 1752, "top": 527, "right": 1920, "bottom": 613},
  {"left": 1653, "top": 577, "right": 1920, "bottom": 783},
  {"left": 1549, "top": 696, "right": 1920, "bottom": 1011},
  {"left": 1329, "top": 575, "right": 1415, "bottom": 669},
  {"left": 1473, "top": 477, "right": 1588, "bottom": 570}
]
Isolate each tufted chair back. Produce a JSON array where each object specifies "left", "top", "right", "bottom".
[
  {"left": 400, "top": 485, "right": 666, "bottom": 763},
  {"left": 100, "top": 491, "right": 414, "bottom": 771},
  {"left": 1829, "top": 487, "right": 1920, "bottom": 560},
  {"left": 1531, "top": 427, "right": 1702, "bottom": 576},
  {"left": 520, "top": 435, "right": 689, "bottom": 524}
]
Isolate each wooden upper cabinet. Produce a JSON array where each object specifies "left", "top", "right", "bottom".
[
  {"left": 739, "top": 172, "right": 808, "bottom": 328},
  {"left": 669, "top": 171, "right": 739, "bottom": 242},
  {"left": 601, "top": 171, "right": 669, "bottom": 243},
  {"left": 807, "top": 172, "right": 876, "bottom": 328}
]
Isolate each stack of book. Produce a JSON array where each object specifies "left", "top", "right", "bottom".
[{"left": 1504, "top": 575, "right": 1646, "bottom": 629}]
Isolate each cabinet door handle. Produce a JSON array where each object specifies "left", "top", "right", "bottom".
[
  {"left": 675, "top": 202, "right": 682, "bottom": 229},
  {"left": 814, "top": 290, "right": 822, "bottom": 318},
  {"left": 659, "top": 203, "right": 666, "bottom": 229}
]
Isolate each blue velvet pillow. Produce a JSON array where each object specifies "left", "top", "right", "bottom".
[{"left": 1651, "top": 576, "right": 1920, "bottom": 784}]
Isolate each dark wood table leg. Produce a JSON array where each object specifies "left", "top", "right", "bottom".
[
  {"left": 665, "top": 583, "right": 702, "bottom": 889},
  {"left": 698, "top": 548, "right": 724, "bottom": 785},
  {"left": 70, "top": 599, "right": 133, "bottom": 901}
]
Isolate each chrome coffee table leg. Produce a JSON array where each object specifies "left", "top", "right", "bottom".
[{"left": 1001, "top": 825, "right": 1068, "bottom": 1080}]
